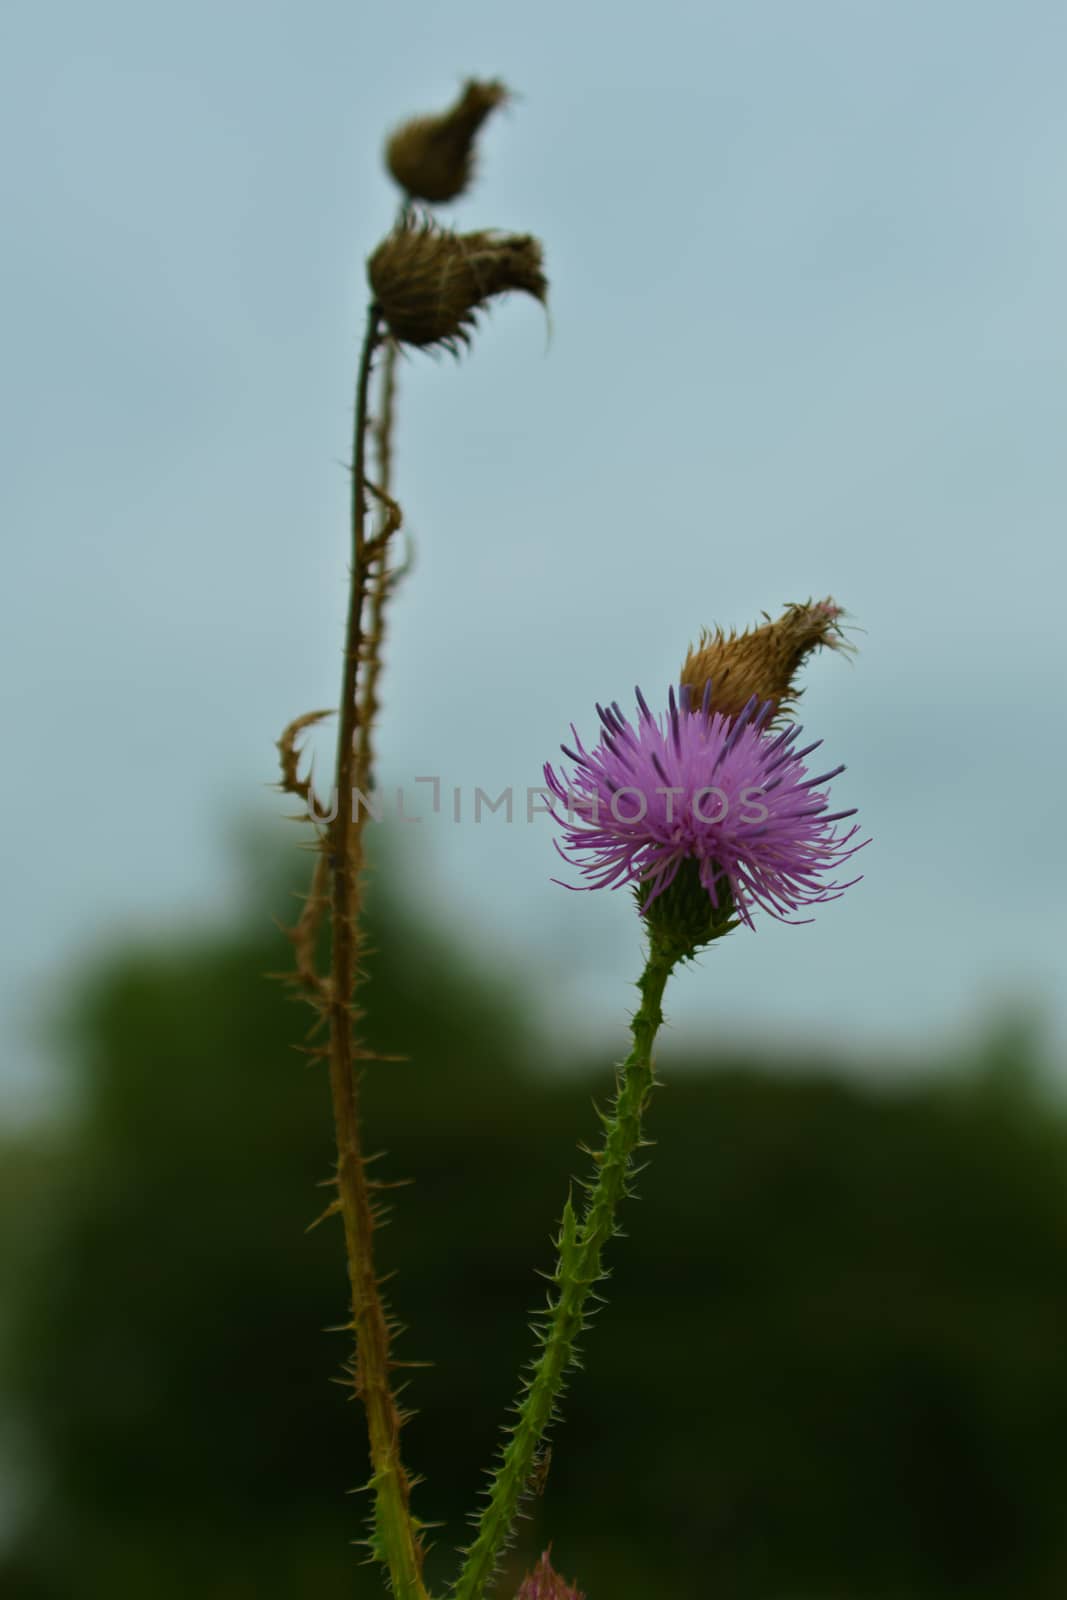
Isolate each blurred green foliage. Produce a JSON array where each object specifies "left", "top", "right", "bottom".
[{"left": 2, "top": 847, "right": 1067, "bottom": 1599}]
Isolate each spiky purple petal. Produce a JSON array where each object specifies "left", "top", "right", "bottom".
[{"left": 544, "top": 687, "right": 866, "bottom": 928}]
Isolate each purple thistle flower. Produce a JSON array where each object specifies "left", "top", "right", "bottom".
[
  {"left": 514, "top": 1550, "right": 586, "bottom": 1600},
  {"left": 544, "top": 686, "right": 865, "bottom": 929}
]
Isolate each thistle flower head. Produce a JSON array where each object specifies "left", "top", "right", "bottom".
[
  {"left": 514, "top": 1550, "right": 586, "bottom": 1600},
  {"left": 367, "top": 212, "right": 547, "bottom": 354},
  {"left": 385, "top": 78, "right": 510, "bottom": 203},
  {"left": 681, "top": 597, "right": 851, "bottom": 724},
  {"left": 545, "top": 685, "right": 864, "bottom": 947}
]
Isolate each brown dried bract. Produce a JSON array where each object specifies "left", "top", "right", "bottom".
[
  {"left": 367, "top": 213, "right": 547, "bottom": 354},
  {"left": 385, "top": 78, "right": 509, "bottom": 203},
  {"left": 680, "top": 598, "right": 851, "bottom": 722}
]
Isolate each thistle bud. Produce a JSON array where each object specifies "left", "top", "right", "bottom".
[
  {"left": 680, "top": 597, "right": 850, "bottom": 723},
  {"left": 640, "top": 857, "right": 739, "bottom": 962},
  {"left": 385, "top": 78, "right": 509, "bottom": 204},
  {"left": 367, "top": 213, "right": 547, "bottom": 354},
  {"left": 514, "top": 1550, "right": 585, "bottom": 1600}
]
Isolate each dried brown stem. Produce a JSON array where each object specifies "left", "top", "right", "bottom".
[
  {"left": 290, "top": 853, "right": 331, "bottom": 1000},
  {"left": 326, "top": 302, "right": 428, "bottom": 1599},
  {"left": 357, "top": 335, "right": 404, "bottom": 799},
  {"left": 276, "top": 711, "right": 335, "bottom": 1000}
]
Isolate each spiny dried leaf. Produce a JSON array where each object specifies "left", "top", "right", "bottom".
[{"left": 277, "top": 708, "right": 333, "bottom": 801}]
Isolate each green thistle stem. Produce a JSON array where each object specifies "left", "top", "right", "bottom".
[{"left": 452, "top": 938, "right": 678, "bottom": 1600}]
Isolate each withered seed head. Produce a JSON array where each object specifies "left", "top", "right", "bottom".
[
  {"left": 385, "top": 78, "right": 510, "bottom": 204},
  {"left": 367, "top": 212, "right": 547, "bottom": 354},
  {"left": 680, "top": 597, "right": 852, "bottom": 723}
]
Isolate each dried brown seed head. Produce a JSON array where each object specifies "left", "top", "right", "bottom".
[
  {"left": 680, "top": 597, "right": 852, "bottom": 722},
  {"left": 367, "top": 212, "right": 547, "bottom": 354},
  {"left": 385, "top": 78, "right": 510, "bottom": 204}
]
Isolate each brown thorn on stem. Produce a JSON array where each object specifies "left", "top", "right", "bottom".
[{"left": 306, "top": 1198, "right": 343, "bottom": 1234}]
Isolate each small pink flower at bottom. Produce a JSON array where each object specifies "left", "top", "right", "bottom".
[{"left": 515, "top": 1549, "right": 586, "bottom": 1600}]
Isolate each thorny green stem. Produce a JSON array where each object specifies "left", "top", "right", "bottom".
[
  {"left": 328, "top": 300, "right": 428, "bottom": 1600},
  {"left": 452, "top": 940, "right": 679, "bottom": 1600}
]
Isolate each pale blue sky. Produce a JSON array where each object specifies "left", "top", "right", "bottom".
[{"left": 3, "top": 0, "right": 1066, "bottom": 1112}]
